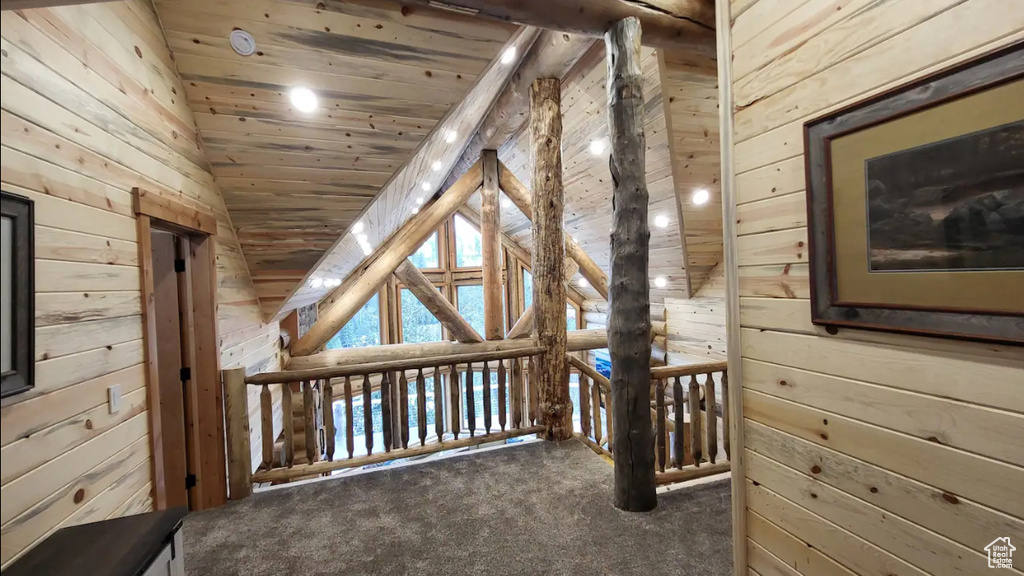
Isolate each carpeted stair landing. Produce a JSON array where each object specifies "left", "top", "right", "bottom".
[{"left": 183, "top": 440, "right": 732, "bottom": 576}]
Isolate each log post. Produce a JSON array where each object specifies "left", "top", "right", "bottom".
[
  {"left": 223, "top": 368, "right": 251, "bottom": 500},
  {"left": 530, "top": 77, "right": 572, "bottom": 441},
  {"left": 481, "top": 149, "right": 504, "bottom": 340},
  {"left": 605, "top": 17, "right": 656, "bottom": 512}
]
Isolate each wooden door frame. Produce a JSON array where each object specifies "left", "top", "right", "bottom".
[{"left": 133, "top": 188, "right": 226, "bottom": 511}]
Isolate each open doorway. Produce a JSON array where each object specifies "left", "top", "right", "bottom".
[{"left": 134, "top": 188, "right": 226, "bottom": 511}]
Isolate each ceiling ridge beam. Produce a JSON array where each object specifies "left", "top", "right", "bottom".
[{"left": 394, "top": 259, "right": 484, "bottom": 344}]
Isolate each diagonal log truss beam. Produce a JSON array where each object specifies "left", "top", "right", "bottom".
[
  {"left": 394, "top": 260, "right": 484, "bottom": 343},
  {"left": 291, "top": 162, "right": 484, "bottom": 356}
]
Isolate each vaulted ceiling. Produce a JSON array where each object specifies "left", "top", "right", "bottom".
[{"left": 153, "top": 0, "right": 520, "bottom": 318}]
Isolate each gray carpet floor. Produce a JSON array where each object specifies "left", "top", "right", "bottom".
[{"left": 183, "top": 440, "right": 732, "bottom": 576}]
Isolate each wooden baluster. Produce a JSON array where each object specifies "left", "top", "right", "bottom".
[
  {"left": 434, "top": 366, "right": 444, "bottom": 443},
  {"left": 323, "top": 378, "right": 335, "bottom": 462},
  {"left": 497, "top": 360, "right": 507, "bottom": 432},
  {"left": 591, "top": 378, "right": 603, "bottom": 446},
  {"left": 450, "top": 364, "right": 461, "bottom": 440},
  {"left": 282, "top": 383, "right": 295, "bottom": 467},
  {"left": 705, "top": 372, "right": 718, "bottom": 464},
  {"left": 605, "top": 387, "right": 614, "bottom": 447},
  {"left": 399, "top": 371, "right": 410, "bottom": 449},
  {"left": 689, "top": 374, "right": 702, "bottom": 466},
  {"left": 362, "top": 374, "right": 374, "bottom": 456},
  {"left": 511, "top": 357, "right": 524, "bottom": 429},
  {"left": 527, "top": 355, "right": 539, "bottom": 425},
  {"left": 260, "top": 384, "right": 274, "bottom": 469},
  {"left": 579, "top": 373, "right": 592, "bottom": 438},
  {"left": 721, "top": 369, "right": 730, "bottom": 461},
  {"left": 465, "top": 363, "right": 476, "bottom": 437},
  {"left": 344, "top": 376, "right": 355, "bottom": 459},
  {"left": 655, "top": 378, "right": 666, "bottom": 473},
  {"left": 381, "top": 372, "right": 393, "bottom": 452},
  {"left": 673, "top": 376, "right": 685, "bottom": 469},
  {"left": 482, "top": 363, "right": 493, "bottom": 434},
  {"left": 303, "top": 381, "right": 318, "bottom": 462},
  {"left": 417, "top": 368, "right": 428, "bottom": 446}
]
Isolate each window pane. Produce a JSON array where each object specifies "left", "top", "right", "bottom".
[
  {"left": 454, "top": 214, "right": 482, "bottom": 267},
  {"left": 401, "top": 288, "right": 442, "bottom": 343},
  {"left": 457, "top": 284, "right": 485, "bottom": 336},
  {"left": 567, "top": 305, "right": 577, "bottom": 331},
  {"left": 326, "top": 294, "right": 380, "bottom": 349},
  {"left": 409, "top": 231, "right": 440, "bottom": 269},
  {"left": 523, "top": 269, "right": 533, "bottom": 309}
]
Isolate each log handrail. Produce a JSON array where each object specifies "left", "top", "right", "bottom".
[
  {"left": 650, "top": 360, "right": 728, "bottom": 380},
  {"left": 246, "top": 347, "right": 544, "bottom": 386}
]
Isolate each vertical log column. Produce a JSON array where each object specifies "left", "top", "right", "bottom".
[
  {"left": 530, "top": 78, "right": 572, "bottom": 441},
  {"left": 481, "top": 149, "right": 504, "bottom": 341},
  {"left": 606, "top": 17, "right": 657, "bottom": 512}
]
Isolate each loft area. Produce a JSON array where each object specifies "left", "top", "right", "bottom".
[{"left": 0, "top": 0, "right": 1020, "bottom": 575}]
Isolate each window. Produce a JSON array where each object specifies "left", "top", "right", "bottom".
[
  {"left": 409, "top": 231, "right": 440, "bottom": 269},
  {"left": 326, "top": 294, "right": 380, "bottom": 350},
  {"left": 1, "top": 191, "right": 34, "bottom": 398},
  {"left": 453, "top": 214, "right": 482, "bottom": 267},
  {"left": 567, "top": 305, "right": 577, "bottom": 331},
  {"left": 401, "top": 288, "right": 442, "bottom": 343},
  {"left": 523, "top": 269, "right": 533, "bottom": 309}
]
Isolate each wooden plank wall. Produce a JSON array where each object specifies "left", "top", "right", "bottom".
[
  {"left": 665, "top": 262, "right": 725, "bottom": 364},
  {"left": 727, "top": 1, "right": 1024, "bottom": 575},
  {"left": 0, "top": 1, "right": 279, "bottom": 567}
]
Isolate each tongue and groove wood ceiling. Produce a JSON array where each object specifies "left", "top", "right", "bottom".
[{"left": 153, "top": 0, "right": 517, "bottom": 312}]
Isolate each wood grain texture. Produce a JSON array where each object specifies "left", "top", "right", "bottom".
[
  {"left": 729, "top": 4, "right": 1024, "bottom": 575},
  {"left": 0, "top": 1, "right": 279, "bottom": 566},
  {"left": 605, "top": 17, "right": 657, "bottom": 512}
]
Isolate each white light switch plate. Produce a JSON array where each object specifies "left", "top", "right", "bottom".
[{"left": 108, "top": 385, "right": 122, "bottom": 414}]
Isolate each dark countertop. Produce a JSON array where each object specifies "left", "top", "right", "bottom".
[{"left": 3, "top": 507, "right": 187, "bottom": 576}]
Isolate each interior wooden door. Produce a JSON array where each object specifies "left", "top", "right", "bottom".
[{"left": 151, "top": 230, "right": 189, "bottom": 509}]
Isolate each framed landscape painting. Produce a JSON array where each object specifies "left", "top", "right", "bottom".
[{"left": 804, "top": 42, "right": 1024, "bottom": 344}]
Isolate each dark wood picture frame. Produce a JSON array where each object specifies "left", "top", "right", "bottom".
[
  {"left": 804, "top": 42, "right": 1024, "bottom": 344},
  {"left": 1, "top": 190, "right": 34, "bottom": 398}
]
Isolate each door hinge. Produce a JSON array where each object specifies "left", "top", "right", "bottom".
[
  {"left": 184, "top": 473, "right": 197, "bottom": 490},
  {"left": 180, "top": 367, "right": 191, "bottom": 382},
  {"left": 174, "top": 258, "right": 186, "bottom": 273}
]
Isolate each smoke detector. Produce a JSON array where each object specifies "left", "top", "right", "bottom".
[{"left": 229, "top": 29, "right": 256, "bottom": 56}]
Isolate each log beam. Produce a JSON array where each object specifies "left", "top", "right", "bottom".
[
  {"left": 481, "top": 150, "right": 504, "bottom": 340},
  {"left": 400, "top": 0, "right": 715, "bottom": 52},
  {"left": 530, "top": 77, "right": 573, "bottom": 441},
  {"left": 606, "top": 17, "right": 657, "bottom": 512},
  {"left": 394, "top": 260, "right": 484, "bottom": 343},
  {"left": 292, "top": 161, "right": 483, "bottom": 356},
  {"left": 498, "top": 163, "right": 610, "bottom": 299}
]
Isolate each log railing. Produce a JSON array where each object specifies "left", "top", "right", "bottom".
[
  {"left": 570, "top": 357, "right": 730, "bottom": 486},
  {"left": 223, "top": 347, "right": 547, "bottom": 493}
]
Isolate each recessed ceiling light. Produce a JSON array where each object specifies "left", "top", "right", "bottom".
[
  {"left": 421, "top": 182, "right": 431, "bottom": 192},
  {"left": 654, "top": 214, "right": 670, "bottom": 228},
  {"left": 444, "top": 129, "right": 457, "bottom": 144},
  {"left": 500, "top": 197, "right": 512, "bottom": 209},
  {"left": 654, "top": 276, "right": 667, "bottom": 288},
  {"left": 577, "top": 277, "right": 589, "bottom": 288},
  {"left": 500, "top": 46, "right": 517, "bottom": 65},
  {"left": 360, "top": 243, "right": 372, "bottom": 256},
  {"left": 310, "top": 277, "right": 323, "bottom": 289},
  {"left": 352, "top": 221, "right": 364, "bottom": 234},
  {"left": 412, "top": 207, "right": 420, "bottom": 214},
  {"left": 589, "top": 138, "right": 607, "bottom": 155},
  {"left": 415, "top": 197, "right": 424, "bottom": 205},
  {"left": 431, "top": 161, "right": 442, "bottom": 171},
  {"left": 692, "top": 188, "right": 710, "bottom": 206},
  {"left": 356, "top": 233, "right": 368, "bottom": 243},
  {"left": 289, "top": 86, "right": 318, "bottom": 113},
  {"left": 229, "top": 29, "right": 256, "bottom": 56}
]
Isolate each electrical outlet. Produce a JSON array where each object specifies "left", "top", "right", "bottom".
[{"left": 108, "top": 385, "right": 122, "bottom": 414}]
